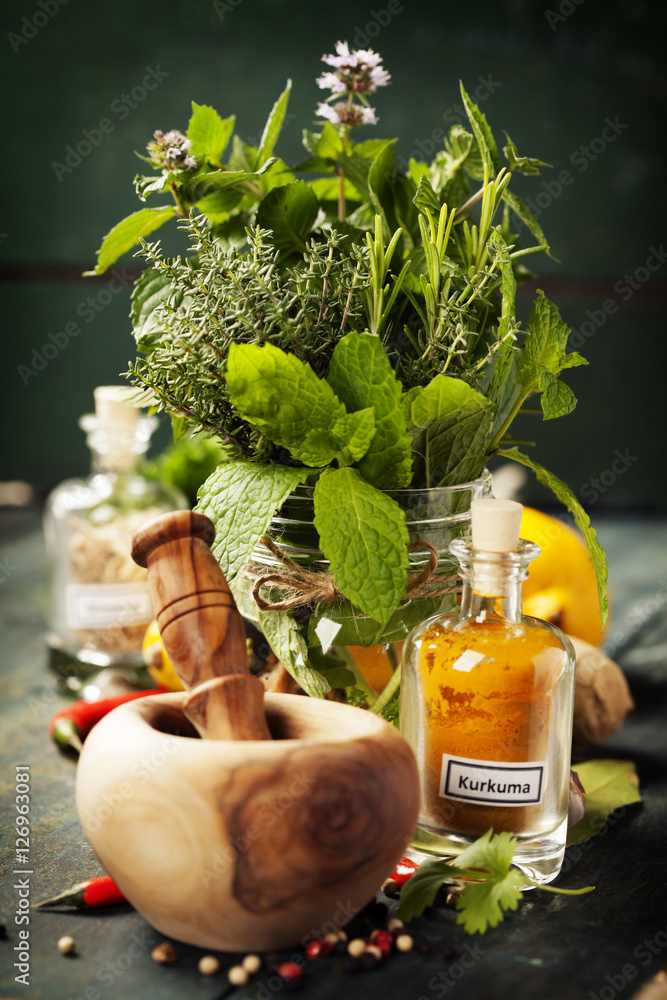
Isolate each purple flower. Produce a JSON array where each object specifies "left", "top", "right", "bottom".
[
  {"left": 147, "top": 129, "right": 197, "bottom": 170},
  {"left": 317, "top": 40, "right": 390, "bottom": 95},
  {"left": 316, "top": 102, "right": 378, "bottom": 127}
]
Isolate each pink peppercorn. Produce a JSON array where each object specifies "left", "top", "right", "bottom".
[
  {"left": 277, "top": 962, "right": 303, "bottom": 981},
  {"left": 305, "top": 939, "right": 333, "bottom": 960}
]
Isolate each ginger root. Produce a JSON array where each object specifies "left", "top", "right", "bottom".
[{"left": 569, "top": 635, "right": 634, "bottom": 750}]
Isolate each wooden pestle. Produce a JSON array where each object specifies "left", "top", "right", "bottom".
[{"left": 131, "top": 510, "right": 271, "bottom": 743}]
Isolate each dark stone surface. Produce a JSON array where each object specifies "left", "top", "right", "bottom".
[{"left": 1, "top": 508, "right": 666, "bottom": 1000}]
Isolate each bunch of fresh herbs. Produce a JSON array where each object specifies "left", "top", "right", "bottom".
[{"left": 88, "top": 43, "right": 608, "bottom": 705}]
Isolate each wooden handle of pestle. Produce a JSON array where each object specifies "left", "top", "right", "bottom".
[{"left": 131, "top": 510, "right": 271, "bottom": 743}]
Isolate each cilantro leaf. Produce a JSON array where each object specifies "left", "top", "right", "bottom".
[
  {"left": 496, "top": 447, "right": 609, "bottom": 628},
  {"left": 327, "top": 332, "right": 413, "bottom": 488},
  {"left": 403, "top": 374, "right": 493, "bottom": 487},
  {"left": 195, "top": 461, "right": 307, "bottom": 583},
  {"left": 398, "top": 829, "right": 594, "bottom": 935},
  {"left": 225, "top": 342, "right": 376, "bottom": 468},
  {"left": 313, "top": 467, "right": 410, "bottom": 624}
]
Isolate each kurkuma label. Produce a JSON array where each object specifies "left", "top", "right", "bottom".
[{"left": 439, "top": 754, "right": 546, "bottom": 807}]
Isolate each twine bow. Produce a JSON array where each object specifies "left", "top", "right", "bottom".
[{"left": 244, "top": 535, "right": 460, "bottom": 614}]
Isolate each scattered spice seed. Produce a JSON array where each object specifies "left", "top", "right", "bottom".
[
  {"left": 58, "top": 935, "right": 76, "bottom": 956},
  {"left": 387, "top": 917, "right": 404, "bottom": 932},
  {"left": 337, "top": 931, "right": 347, "bottom": 941},
  {"left": 305, "top": 939, "right": 333, "bottom": 960},
  {"left": 347, "top": 938, "right": 366, "bottom": 958},
  {"left": 445, "top": 890, "right": 461, "bottom": 908},
  {"left": 381, "top": 877, "right": 399, "bottom": 897},
  {"left": 372, "top": 930, "right": 394, "bottom": 956},
  {"left": 365, "top": 944, "right": 383, "bottom": 961},
  {"left": 228, "top": 965, "right": 248, "bottom": 986},
  {"left": 198, "top": 956, "right": 220, "bottom": 976},
  {"left": 242, "top": 954, "right": 261, "bottom": 975},
  {"left": 151, "top": 942, "right": 176, "bottom": 964},
  {"left": 276, "top": 962, "right": 302, "bottom": 981},
  {"left": 395, "top": 934, "right": 414, "bottom": 953}
]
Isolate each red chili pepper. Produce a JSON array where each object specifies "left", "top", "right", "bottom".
[
  {"left": 34, "top": 875, "right": 127, "bottom": 910},
  {"left": 390, "top": 856, "right": 419, "bottom": 885},
  {"left": 48, "top": 689, "right": 164, "bottom": 753}
]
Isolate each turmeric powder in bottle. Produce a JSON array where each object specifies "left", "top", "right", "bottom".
[{"left": 400, "top": 499, "right": 575, "bottom": 884}]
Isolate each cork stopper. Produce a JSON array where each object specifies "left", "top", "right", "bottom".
[
  {"left": 470, "top": 499, "right": 523, "bottom": 598},
  {"left": 471, "top": 499, "right": 523, "bottom": 552},
  {"left": 94, "top": 386, "right": 140, "bottom": 428}
]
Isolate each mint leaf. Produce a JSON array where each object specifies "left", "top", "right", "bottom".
[
  {"left": 195, "top": 460, "right": 306, "bottom": 583},
  {"left": 327, "top": 332, "right": 413, "bottom": 488},
  {"left": 85, "top": 206, "right": 177, "bottom": 276},
  {"left": 403, "top": 374, "right": 493, "bottom": 487},
  {"left": 257, "top": 79, "right": 292, "bottom": 168},
  {"left": 180, "top": 158, "right": 278, "bottom": 203},
  {"left": 225, "top": 342, "right": 375, "bottom": 467},
  {"left": 502, "top": 133, "right": 550, "bottom": 176},
  {"left": 256, "top": 607, "right": 329, "bottom": 698},
  {"left": 332, "top": 407, "right": 377, "bottom": 466},
  {"left": 501, "top": 189, "right": 553, "bottom": 258},
  {"left": 130, "top": 266, "right": 180, "bottom": 351},
  {"left": 313, "top": 468, "right": 409, "bottom": 623},
  {"left": 308, "top": 593, "right": 448, "bottom": 651},
  {"left": 256, "top": 180, "right": 319, "bottom": 253},
  {"left": 187, "top": 103, "right": 235, "bottom": 164},
  {"left": 134, "top": 173, "right": 168, "bottom": 201},
  {"left": 567, "top": 760, "right": 641, "bottom": 847},
  {"left": 413, "top": 175, "right": 441, "bottom": 216},
  {"left": 496, "top": 447, "right": 609, "bottom": 628},
  {"left": 518, "top": 291, "right": 588, "bottom": 419},
  {"left": 459, "top": 81, "right": 499, "bottom": 173},
  {"left": 539, "top": 370, "right": 578, "bottom": 420},
  {"left": 228, "top": 134, "right": 258, "bottom": 172},
  {"left": 340, "top": 152, "right": 372, "bottom": 202}
]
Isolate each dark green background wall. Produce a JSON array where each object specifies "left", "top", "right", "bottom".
[{"left": 1, "top": 0, "right": 665, "bottom": 507}]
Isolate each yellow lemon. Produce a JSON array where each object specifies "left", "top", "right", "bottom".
[
  {"left": 520, "top": 507, "right": 605, "bottom": 645},
  {"left": 142, "top": 619, "right": 185, "bottom": 692}
]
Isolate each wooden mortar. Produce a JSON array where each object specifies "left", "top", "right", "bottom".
[{"left": 75, "top": 511, "right": 420, "bottom": 951}]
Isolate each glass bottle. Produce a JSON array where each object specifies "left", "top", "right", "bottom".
[
  {"left": 44, "top": 387, "right": 187, "bottom": 669},
  {"left": 400, "top": 498, "right": 575, "bottom": 884}
]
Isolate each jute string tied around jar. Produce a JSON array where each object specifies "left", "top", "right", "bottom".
[{"left": 244, "top": 536, "right": 461, "bottom": 614}]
